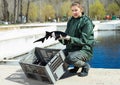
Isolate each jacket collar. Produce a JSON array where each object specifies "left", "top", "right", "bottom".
[{"left": 71, "top": 15, "right": 84, "bottom": 19}]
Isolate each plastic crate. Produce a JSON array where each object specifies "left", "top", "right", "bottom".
[{"left": 19, "top": 47, "right": 68, "bottom": 84}]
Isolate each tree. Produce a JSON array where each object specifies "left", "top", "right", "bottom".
[
  {"left": 22, "top": 0, "right": 27, "bottom": 16},
  {"left": 41, "top": 3, "right": 55, "bottom": 22},
  {"left": 18, "top": 0, "right": 23, "bottom": 23},
  {"left": 89, "top": 0, "right": 106, "bottom": 20},
  {"left": 107, "top": 3, "right": 119, "bottom": 16},
  {"left": 60, "top": 0, "right": 72, "bottom": 19},
  {"left": 28, "top": 2, "right": 39, "bottom": 22},
  {"left": 48, "top": 0, "right": 65, "bottom": 21},
  {"left": 26, "top": 0, "right": 30, "bottom": 23},
  {"left": 114, "top": 0, "right": 120, "bottom": 8},
  {"left": 2, "top": 0, "right": 9, "bottom": 22},
  {"left": 14, "top": 0, "right": 17, "bottom": 23}
]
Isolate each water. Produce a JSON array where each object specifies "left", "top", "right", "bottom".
[
  {"left": 48, "top": 31, "right": 120, "bottom": 69},
  {"left": 89, "top": 31, "right": 120, "bottom": 69},
  {"left": 1, "top": 28, "right": 120, "bottom": 69}
]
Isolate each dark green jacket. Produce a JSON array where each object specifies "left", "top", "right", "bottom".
[{"left": 63, "top": 15, "right": 94, "bottom": 60}]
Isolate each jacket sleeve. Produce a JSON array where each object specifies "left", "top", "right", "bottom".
[
  {"left": 58, "top": 20, "right": 71, "bottom": 45},
  {"left": 59, "top": 39, "right": 66, "bottom": 45},
  {"left": 69, "top": 20, "right": 94, "bottom": 46}
]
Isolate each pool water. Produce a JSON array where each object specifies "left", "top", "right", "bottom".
[
  {"left": 89, "top": 31, "right": 120, "bottom": 69},
  {"left": 48, "top": 31, "right": 120, "bottom": 69},
  {"left": 1, "top": 31, "right": 120, "bottom": 69}
]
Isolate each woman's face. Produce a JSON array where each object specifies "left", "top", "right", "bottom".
[{"left": 71, "top": 5, "right": 82, "bottom": 18}]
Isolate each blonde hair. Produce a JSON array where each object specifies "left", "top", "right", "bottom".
[{"left": 71, "top": 2, "right": 84, "bottom": 15}]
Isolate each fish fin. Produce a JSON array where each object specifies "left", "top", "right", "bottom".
[
  {"left": 45, "top": 31, "right": 52, "bottom": 39},
  {"left": 41, "top": 38, "right": 45, "bottom": 43}
]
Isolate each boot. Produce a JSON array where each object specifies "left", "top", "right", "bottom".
[
  {"left": 78, "top": 63, "right": 90, "bottom": 77},
  {"left": 69, "top": 66, "right": 79, "bottom": 73}
]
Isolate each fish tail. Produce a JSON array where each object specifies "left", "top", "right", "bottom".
[
  {"left": 33, "top": 40, "right": 37, "bottom": 43},
  {"left": 33, "top": 37, "right": 45, "bottom": 43}
]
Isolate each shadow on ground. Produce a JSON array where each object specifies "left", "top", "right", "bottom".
[
  {"left": 60, "top": 70, "right": 77, "bottom": 79},
  {"left": 5, "top": 69, "right": 53, "bottom": 85},
  {"left": 5, "top": 68, "right": 77, "bottom": 85}
]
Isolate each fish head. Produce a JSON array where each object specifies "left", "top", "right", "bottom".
[{"left": 45, "top": 31, "right": 52, "bottom": 39}]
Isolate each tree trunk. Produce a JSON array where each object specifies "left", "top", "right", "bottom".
[
  {"left": 26, "top": 0, "right": 30, "bottom": 23},
  {"left": 14, "top": 0, "right": 17, "bottom": 23},
  {"left": 17, "top": 0, "right": 20, "bottom": 22},
  {"left": 2, "top": 0, "right": 9, "bottom": 22},
  {"left": 20, "top": 0, "right": 23, "bottom": 23}
]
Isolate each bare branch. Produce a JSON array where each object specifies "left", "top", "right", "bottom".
[{"left": 114, "top": 0, "right": 120, "bottom": 8}]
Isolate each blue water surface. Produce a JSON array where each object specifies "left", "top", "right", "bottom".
[
  {"left": 1, "top": 30, "right": 120, "bottom": 69},
  {"left": 89, "top": 31, "right": 120, "bottom": 69}
]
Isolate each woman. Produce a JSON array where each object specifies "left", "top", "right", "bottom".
[{"left": 59, "top": 2, "right": 94, "bottom": 77}]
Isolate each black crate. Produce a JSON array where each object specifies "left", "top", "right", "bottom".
[{"left": 19, "top": 47, "right": 68, "bottom": 84}]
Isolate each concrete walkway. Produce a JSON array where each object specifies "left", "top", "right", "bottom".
[{"left": 0, "top": 65, "right": 120, "bottom": 85}]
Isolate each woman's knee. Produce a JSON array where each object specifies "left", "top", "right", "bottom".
[
  {"left": 68, "top": 51, "right": 83, "bottom": 61},
  {"left": 74, "top": 60, "right": 86, "bottom": 67},
  {"left": 66, "top": 51, "right": 89, "bottom": 65}
]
